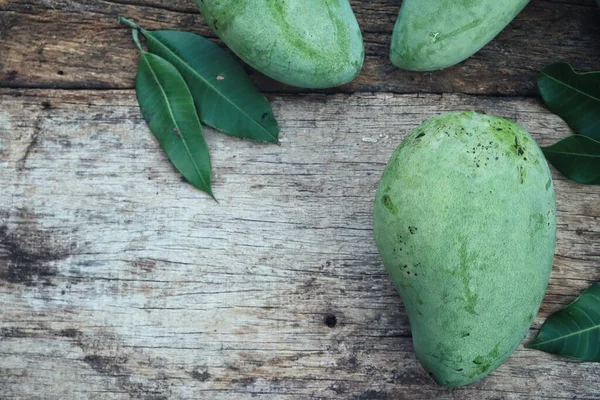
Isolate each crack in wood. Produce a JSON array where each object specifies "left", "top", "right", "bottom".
[{"left": 16, "top": 118, "right": 41, "bottom": 172}]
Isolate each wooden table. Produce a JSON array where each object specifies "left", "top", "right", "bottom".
[{"left": 1, "top": 1, "right": 600, "bottom": 399}]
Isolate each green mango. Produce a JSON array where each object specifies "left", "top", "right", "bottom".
[
  {"left": 195, "top": 0, "right": 364, "bottom": 89},
  {"left": 390, "top": 0, "right": 529, "bottom": 71},
  {"left": 373, "top": 112, "right": 556, "bottom": 387}
]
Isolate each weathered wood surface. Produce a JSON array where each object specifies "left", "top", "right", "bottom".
[
  {"left": 1, "top": 89, "right": 599, "bottom": 399},
  {"left": 1, "top": 0, "right": 600, "bottom": 399},
  {"left": 1, "top": 0, "right": 599, "bottom": 95}
]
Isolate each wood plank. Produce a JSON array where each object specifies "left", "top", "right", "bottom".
[
  {"left": 0, "top": 0, "right": 599, "bottom": 95},
  {"left": 1, "top": 89, "right": 599, "bottom": 399}
]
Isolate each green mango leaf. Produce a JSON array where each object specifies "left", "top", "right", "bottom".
[
  {"left": 542, "top": 135, "right": 600, "bottom": 185},
  {"left": 120, "top": 17, "right": 279, "bottom": 143},
  {"left": 538, "top": 63, "right": 600, "bottom": 141},
  {"left": 134, "top": 35, "right": 214, "bottom": 198},
  {"left": 527, "top": 284, "right": 600, "bottom": 361}
]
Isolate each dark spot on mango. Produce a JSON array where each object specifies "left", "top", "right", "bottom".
[
  {"left": 382, "top": 194, "right": 397, "bottom": 215},
  {"left": 513, "top": 136, "right": 525, "bottom": 157},
  {"left": 518, "top": 166, "right": 525, "bottom": 184}
]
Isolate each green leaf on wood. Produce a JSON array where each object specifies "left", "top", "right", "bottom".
[
  {"left": 542, "top": 135, "right": 600, "bottom": 185},
  {"left": 538, "top": 62, "right": 600, "bottom": 140},
  {"left": 526, "top": 284, "right": 600, "bottom": 361},
  {"left": 134, "top": 36, "right": 214, "bottom": 198},
  {"left": 120, "top": 17, "right": 279, "bottom": 143}
]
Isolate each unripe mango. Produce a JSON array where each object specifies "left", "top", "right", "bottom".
[
  {"left": 373, "top": 112, "right": 556, "bottom": 386},
  {"left": 390, "top": 0, "right": 529, "bottom": 71},
  {"left": 195, "top": 0, "right": 364, "bottom": 89}
]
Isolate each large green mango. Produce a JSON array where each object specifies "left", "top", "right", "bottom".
[
  {"left": 373, "top": 112, "right": 556, "bottom": 386},
  {"left": 390, "top": 1, "right": 529, "bottom": 71},
  {"left": 195, "top": 0, "right": 364, "bottom": 89}
]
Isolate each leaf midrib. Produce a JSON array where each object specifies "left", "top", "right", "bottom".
[
  {"left": 146, "top": 32, "right": 277, "bottom": 142},
  {"left": 541, "top": 70, "right": 600, "bottom": 104},
  {"left": 142, "top": 53, "right": 211, "bottom": 194},
  {"left": 543, "top": 149, "right": 600, "bottom": 158},
  {"left": 530, "top": 321, "right": 600, "bottom": 347}
]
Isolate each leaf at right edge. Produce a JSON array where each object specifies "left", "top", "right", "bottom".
[
  {"left": 526, "top": 284, "right": 600, "bottom": 361},
  {"left": 143, "top": 30, "right": 279, "bottom": 143},
  {"left": 136, "top": 51, "right": 214, "bottom": 198},
  {"left": 538, "top": 62, "right": 600, "bottom": 141},
  {"left": 542, "top": 135, "right": 600, "bottom": 185}
]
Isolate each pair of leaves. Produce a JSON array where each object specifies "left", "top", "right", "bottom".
[
  {"left": 527, "top": 284, "right": 600, "bottom": 361},
  {"left": 538, "top": 63, "right": 600, "bottom": 185},
  {"left": 121, "top": 17, "right": 279, "bottom": 198},
  {"left": 529, "top": 64, "right": 600, "bottom": 362}
]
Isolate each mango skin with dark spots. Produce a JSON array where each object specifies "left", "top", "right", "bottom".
[
  {"left": 195, "top": 0, "right": 364, "bottom": 89},
  {"left": 390, "top": 0, "right": 529, "bottom": 71},
  {"left": 373, "top": 112, "right": 556, "bottom": 387}
]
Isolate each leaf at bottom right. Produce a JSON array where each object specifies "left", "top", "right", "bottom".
[
  {"left": 526, "top": 284, "right": 600, "bottom": 361},
  {"left": 542, "top": 135, "right": 600, "bottom": 185}
]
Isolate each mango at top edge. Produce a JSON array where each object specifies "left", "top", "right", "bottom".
[
  {"left": 390, "top": 0, "right": 529, "bottom": 71},
  {"left": 195, "top": 0, "right": 364, "bottom": 89}
]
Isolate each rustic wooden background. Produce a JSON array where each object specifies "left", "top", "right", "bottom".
[{"left": 1, "top": 1, "right": 600, "bottom": 399}]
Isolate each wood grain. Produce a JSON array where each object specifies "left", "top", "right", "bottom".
[
  {"left": 1, "top": 89, "right": 599, "bottom": 399},
  {"left": 0, "top": 0, "right": 599, "bottom": 95},
  {"left": 2, "top": 0, "right": 600, "bottom": 397}
]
